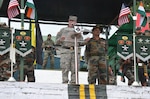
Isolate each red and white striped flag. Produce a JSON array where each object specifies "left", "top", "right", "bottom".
[
  {"left": 118, "top": 3, "right": 131, "bottom": 26},
  {"left": 7, "top": 0, "right": 19, "bottom": 19}
]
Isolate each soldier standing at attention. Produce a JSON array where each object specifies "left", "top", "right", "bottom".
[
  {"left": 42, "top": 34, "right": 55, "bottom": 69},
  {"left": 0, "top": 52, "right": 11, "bottom": 81},
  {"left": 16, "top": 46, "right": 35, "bottom": 82},
  {"left": 84, "top": 25, "right": 108, "bottom": 85},
  {"left": 56, "top": 15, "right": 89, "bottom": 84},
  {"left": 119, "top": 58, "right": 135, "bottom": 85}
]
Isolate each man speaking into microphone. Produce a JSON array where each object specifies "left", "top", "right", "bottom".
[{"left": 56, "top": 15, "right": 89, "bottom": 84}]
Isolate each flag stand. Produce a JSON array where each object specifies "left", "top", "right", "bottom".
[
  {"left": 132, "top": 0, "right": 140, "bottom": 86},
  {"left": 74, "top": 36, "right": 79, "bottom": 84},
  {"left": 8, "top": 58, "right": 16, "bottom": 82},
  {"left": 19, "top": 0, "right": 25, "bottom": 81},
  {"left": 8, "top": 30, "right": 16, "bottom": 82}
]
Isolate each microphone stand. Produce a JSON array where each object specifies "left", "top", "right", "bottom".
[
  {"left": 74, "top": 35, "right": 79, "bottom": 84},
  {"left": 73, "top": 25, "right": 80, "bottom": 84}
]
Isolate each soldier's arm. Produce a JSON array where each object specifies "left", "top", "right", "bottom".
[
  {"left": 79, "top": 37, "right": 90, "bottom": 46},
  {"left": 84, "top": 42, "right": 90, "bottom": 64},
  {"left": 42, "top": 41, "right": 46, "bottom": 48},
  {"left": 55, "top": 29, "right": 64, "bottom": 45}
]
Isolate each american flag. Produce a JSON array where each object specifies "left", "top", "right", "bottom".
[
  {"left": 7, "top": 0, "right": 19, "bottom": 19},
  {"left": 118, "top": 3, "right": 131, "bottom": 26}
]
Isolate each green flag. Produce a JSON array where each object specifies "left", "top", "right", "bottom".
[
  {"left": 0, "top": 27, "right": 11, "bottom": 55},
  {"left": 15, "top": 29, "right": 32, "bottom": 57},
  {"left": 136, "top": 35, "right": 150, "bottom": 62},
  {"left": 117, "top": 34, "right": 133, "bottom": 60}
]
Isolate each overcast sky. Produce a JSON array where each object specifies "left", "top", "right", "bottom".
[{"left": 0, "top": 17, "right": 118, "bottom": 37}]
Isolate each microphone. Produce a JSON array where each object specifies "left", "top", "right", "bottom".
[
  {"left": 82, "top": 28, "right": 91, "bottom": 35},
  {"left": 83, "top": 32, "right": 89, "bottom": 35}
]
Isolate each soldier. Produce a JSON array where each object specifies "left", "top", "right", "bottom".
[
  {"left": 144, "top": 30, "right": 150, "bottom": 36},
  {"left": 137, "top": 59, "right": 148, "bottom": 86},
  {"left": 42, "top": 34, "right": 55, "bottom": 69},
  {"left": 84, "top": 25, "right": 108, "bottom": 85},
  {"left": 16, "top": 46, "right": 35, "bottom": 82},
  {"left": 118, "top": 58, "right": 135, "bottom": 85},
  {"left": 0, "top": 52, "right": 11, "bottom": 81},
  {"left": 56, "top": 15, "right": 89, "bottom": 84}
]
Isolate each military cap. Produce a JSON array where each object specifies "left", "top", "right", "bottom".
[
  {"left": 92, "top": 25, "right": 103, "bottom": 32},
  {"left": 48, "top": 34, "right": 51, "bottom": 36},
  {"left": 69, "top": 15, "right": 77, "bottom": 21}
]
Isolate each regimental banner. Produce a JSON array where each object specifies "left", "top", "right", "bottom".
[
  {"left": 117, "top": 34, "right": 133, "bottom": 60},
  {"left": 0, "top": 27, "right": 11, "bottom": 55},
  {"left": 15, "top": 30, "right": 32, "bottom": 57},
  {"left": 135, "top": 36, "right": 150, "bottom": 62}
]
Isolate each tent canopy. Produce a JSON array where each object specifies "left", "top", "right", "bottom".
[{"left": 0, "top": 0, "right": 132, "bottom": 25}]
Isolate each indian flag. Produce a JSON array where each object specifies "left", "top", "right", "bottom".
[
  {"left": 137, "top": 1, "right": 147, "bottom": 27},
  {"left": 26, "top": 0, "right": 36, "bottom": 19}
]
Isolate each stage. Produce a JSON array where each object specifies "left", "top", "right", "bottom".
[{"left": 0, "top": 69, "right": 150, "bottom": 99}]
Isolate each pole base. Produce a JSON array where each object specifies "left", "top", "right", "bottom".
[
  {"left": 132, "top": 81, "right": 140, "bottom": 86},
  {"left": 8, "top": 77, "right": 16, "bottom": 82}
]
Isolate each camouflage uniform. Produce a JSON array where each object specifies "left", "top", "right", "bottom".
[
  {"left": 56, "top": 27, "right": 83, "bottom": 84},
  {"left": 137, "top": 60, "right": 148, "bottom": 86},
  {"left": 0, "top": 52, "right": 11, "bottom": 81},
  {"left": 42, "top": 35, "right": 55, "bottom": 69},
  {"left": 85, "top": 38, "right": 107, "bottom": 85},
  {"left": 16, "top": 48, "right": 35, "bottom": 82},
  {"left": 119, "top": 59, "right": 134, "bottom": 85}
]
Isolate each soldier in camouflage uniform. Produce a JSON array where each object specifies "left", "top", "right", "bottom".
[
  {"left": 16, "top": 46, "right": 35, "bottom": 82},
  {"left": 0, "top": 52, "right": 11, "bottom": 81},
  {"left": 56, "top": 15, "right": 87, "bottom": 84},
  {"left": 119, "top": 58, "right": 135, "bottom": 85},
  {"left": 42, "top": 34, "right": 55, "bottom": 69},
  {"left": 84, "top": 26, "right": 108, "bottom": 85}
]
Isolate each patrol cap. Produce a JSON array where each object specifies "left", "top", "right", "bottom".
[
  {"left": 92, "top": 25, "right": 103, "bottom": 32},
  {"left": 48, "top": 34, "right": 51, "bottom": 36},
  {"left": 69, "top": 15, "right": 77, "bottom": 21}
]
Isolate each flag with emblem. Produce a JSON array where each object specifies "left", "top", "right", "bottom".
[
  {"left": 118, "top": 3, "right": 131, "bottom": 26},
  {"left": 15, "top": 29, "right": 32, "bottom": 57},
  {"left": 136, "top": 35, "right": 150, "bottom": 62},
  {"left": 7, "top": 0, "right": 19, "bottom": 19},
  {"left": 137, "top": 1, "right": 147, "bottom": 27},
  {"left": 117, "top": 34, "right": 133, "bottom": 60},
  {"left": 0, "top": 27, "right": 11, "bottom": 55}
]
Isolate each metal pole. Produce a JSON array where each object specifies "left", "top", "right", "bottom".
[
  {"left": 132, "top": 0, "right": 139, "bottom": 86},
  {"left": 8, "top": 30, "right": 16, "bottom": 82},
  {"left": 20, "top": 0, "right": 25, "bottom": 81},
  {"left": 74, "top": 36, "right": 79, "bottom": 84}
]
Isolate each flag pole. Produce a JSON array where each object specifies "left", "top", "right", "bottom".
[
  {"left": 8, "top": 29, "right": 16, "bottom": 82},
  {"left": 132, "top": 0, "right": 140, "bottom": 86},
  {"left": 74, "top": 36, "right": 79, "bottom": 84},
  {"left": 19, "top": 0, "right": 25, "bottom": 81}
]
